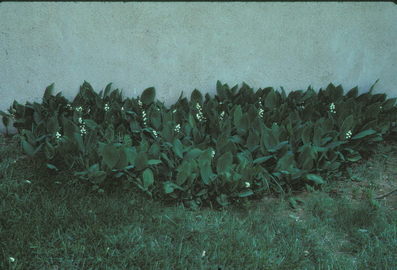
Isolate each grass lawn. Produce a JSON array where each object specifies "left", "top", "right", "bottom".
[{"left": 0, "top": 133, "right": 396, "bottom": 270}]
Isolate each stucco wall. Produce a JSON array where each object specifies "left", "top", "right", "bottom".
[{"left": 0, "top": 2, "right": 396, "bottom": 133}]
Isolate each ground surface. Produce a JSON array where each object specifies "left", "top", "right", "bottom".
[{"left": 0, "top": 133, "right": 396, "bottom": 270}]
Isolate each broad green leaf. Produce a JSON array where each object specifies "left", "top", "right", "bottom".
[
  {"left": 84, "top": 119, "right": 98, "bottom": 130},
  {"left": 216, "top": 194, "right": 230, "bottom": 207},
  {"left": 301, "top": 123, "right": 312, "bottom": 145},
  {"left": 351, "top": 129, "right": 377, "bottom": 140},
  {"left": 115, "top": 148, "right": 128, "bottom": 169},
  {"left": 383, "top": 98, "right": 396, "bottom": 110},
  {"left": 191, "top": 89, "right": 203, "bottom": 104},
  {"left": 150, "top": 110, "right": 162, "bottom": 130},
  {"left": 87, "top": 163, "right": 100, "bottom": 173},
  {"left": 149, "top": 142, "right": 160, "bottom": 157},
  {"left": 22, "top": 140, "right": 35, "bottom": 156},
  {"left": 135, "top": 151, "right": 148, "bottom": 170},
  {"left": 275, "top": 151, "right": 296, "bottom": 171},
  {"left": 163, "top": 181, "right": 184, "bottom": 194},
  {"left": 124, "top": 147, "right": 137, "bottom": 165},
  {"left": 341, "top": 115, "right": 354, "bottom": 132},
  {"left": 102, "top": 144, "right": 119, "bottom": 169},
  {"left": 253, "top": 155, "right": 273, "bottom": 164},
  {"left": 173, "top": 138, "right": 184, "bottom": 159},
  {"left": 370, "top": 135, "right": 383, "bottom": 142},
  {"left": 346, "top": 86, "right": 358, "bottom": 98},
  {"left": 261, "top": 127, "right": 278, "bottom": 150},
  {"left": 63, "top": 117, "right": 77, "bottom": 138},
  {"left": 298, "top": 144, "right": 316, "bottom": 171},
  {"left": 148, "top": 159, "right": 162, "bottom": 165},
  {"left": 33, "top": 111, "right": 42, "bottom": 125},
  {"left": 313, "top": 123, "right": 324, "bottom": 146},
  {"left": 238, "top": 190, "right": 254, "bottom": 198},
  {"left": 233, "top": 105, "right": 242, "bottom": 128},
  {"left": 164, "top": 181, "right": 175, "bottom": 194},
  {"left": 73, "top": 132, "right": 85, "bottom": 153},
  {"left": 0, "top": 112, "right": 9, "bottom": 127},
  {"left": 236, "top": 151, "right": 251, "bottom": 165},
  {"left": 188, "top": 114, "right": 196, "bottom": 129},
  {"left": 216, "top": 80, "right": 226, "bottom": 99},
  {"left": 46, "top": 163, "right": 58, "bottom": 171},
  {"left": 142, "top": 168, "right": 154, "bottom": 188},
  {"left": 47, "top": 115, "right": 59, "bottom": 133},
  {"left": 265, "top": 89, "right": 276, "bottom": 109},
  {"left": 43, "top": 83, "right": 54, "bottom": 102},
  {"left": 44, "top": 141, "right": 55, "bottom": 159},
  {"left": 347, "top": 155, "right": 362, "bottom": 162},
  {"left": 268, "top": 141, "right": 289, "bottom": 153},
  {"left": 200, "top": 163, "right": 215, "bottom": 185},
  {"left": 246, "top": 130, "right": 260, "bottom": 151},
  {"left": 104, "top": 83, "right": 112, "bottom": 97},
  {"left": 326, "top": 140, "right": 345, "bottom": 149},
  {"left": 104, "top": 125, "right": 114, "bottom": 142},
  {"left": 216, "top": 151, "right": 233, "bottom": 175},
  {"left": 141, "top": 87, "right": 156, "bottom": 105},
  {"left": 199, "top": 150, "right": 216, "bottom": 184},
  {"left": 176, "top": 161, "right": 192, "bottom": 186},
  {"left": 305, "top": 174, "right": 325, "bottom": 185},
  {"left": 229, "top": 135, "right": 243, "bottom": 144},
  {"left": 365, "top": 103, "right": 381, "bottom": 119},
  {"left": 184, "top": 148, "right": 203, "bottom": 161}
]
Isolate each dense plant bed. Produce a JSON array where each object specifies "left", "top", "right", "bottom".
[{"left": 1, "top": 80, "right": 396, "bottom": 209}]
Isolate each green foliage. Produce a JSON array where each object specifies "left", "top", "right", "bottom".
[{"left": 4, "top": 80, "right": 397, "bottom": 209}]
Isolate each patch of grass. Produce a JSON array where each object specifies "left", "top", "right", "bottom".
[{"left": 1, "top": 133, "right": 396, "bottom": 269}]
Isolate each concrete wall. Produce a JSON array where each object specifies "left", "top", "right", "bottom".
[{"left": 1, "top": 2, "right": 396, "bottom": 133}]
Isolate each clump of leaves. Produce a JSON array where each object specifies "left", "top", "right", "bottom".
[{"left": 1, "top": 80, "right": 396, "bottom": 209}]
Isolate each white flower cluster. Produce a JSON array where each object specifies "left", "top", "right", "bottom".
[
  {"left": 142, "top": 110, "right": 147, "bottom": 126},
  {"left": 219, "top": 111, "right": 225, "bottom": 121},
  {"left": 9, "top": 257, "right": 15, "bottom": 263},
  {"left": 345, "top": 130, "right": 352, "bottom": 139},
  {"left": 76, "top": 106, "right": 83, "bottom": 112},
  {"left": 152, "top": 129, "right": 158, "bottom": 138},
  {"left": 195, "top": 103, "right": 206, "bottom": 122},
  {"left": 329, "top": 103, "right": 336, "bottom": 114},
  {"left": 211, "top": 150, "right": 216, "bottom": 158},
  {"left": 298, "top": 103, "right": 305, "bottom": 110},
  {"left": 137, "top": 99, "right": 147, "bottom": 126},
  {"left": 121, "top": 106, "right": 124, "bottom": 111},
  {"left": 174, "top": 123, "right": 181, "bottom": 133},
  {"left": 66, "top": 104, "right": 73, "bottom": 111},
  {"left": 245, "top": 182, "right": 250, "bottom": 188},
  {"left": 104, "top": 103, "right": 110, "bottom": 112},
  {"left": 258, "top": 97, "right": 265, "bottom": 118},
  {"left": 258, "top": 108, "right": 264, "bottom": 118},
  {"left": 55, "top": 131, "right": 62, "bottom": 140},
  {"left": 78, "top": 117, "right": 83, "bottom": 124},
  {"left": 172, "top": 109, "right": 177, "bottom": 114},
  {"left": 80, "top": 124, "right": 87, "bottom": 135}
]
